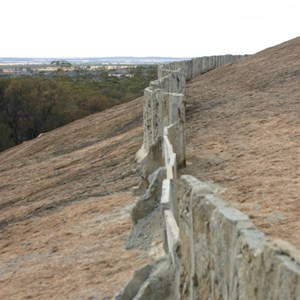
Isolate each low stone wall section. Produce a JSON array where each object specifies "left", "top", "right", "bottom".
[
  {"left": 161, "top": 125, "right": 179, "bottom": 264},
  {"left": 139, "top": 55, "right": 243, "bottom": 165},
  {"left": 173, "top": 175, "right": 300, "bottom": 300},
  {"left": 128, "top": 54, "right": 300, "bottom": 299},
  {"left": 139, "top": 81, "right": 186, "bottom": 166},
  {"left": 158, "top": 55, "right": 245, "bottom": 80}
]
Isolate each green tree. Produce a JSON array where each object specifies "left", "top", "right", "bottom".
[
  {"left": 3, "top": 78, "right": 59, "bottom": 142},
  {"left": 0, "top": 123, "right": 14, "bottom": 151},
  {"left": 0, "top": 64, "right": 158, "bottom": 152}
]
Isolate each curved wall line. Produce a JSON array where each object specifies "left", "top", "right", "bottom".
[{"left": 131, "top": 55, "right": 300, "bottom": 299}]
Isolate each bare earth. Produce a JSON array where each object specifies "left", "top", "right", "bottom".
[
  {"left": 1, "top": 37, "right": 300, "bottom": 299},
  {"left": 183, "top": 37, "right": 300, "bottom": 249}
]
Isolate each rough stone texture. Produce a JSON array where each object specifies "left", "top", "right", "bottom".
[
  {"left": 115, "top": 264, "right": 153, "bottom": 300},
  {"left": 161, "top": 179, "right": 172, "bottom": 210},
  {"left": 158, "top": 60, "right": 193, "bottom": 80},
  {"left": 163, "top": 128, "right": 178, "bottom": 218},
  {"left": 131, "top": 167, "right": 166, "bottom": 224},
  {"left": 131, "top": 256, "right": 175, "bottom": 300},
  {"left": 139, "top": 136, "right": 163, "bottom": 179},
  {"left": 145, "top": 55, "right": 244, "bottom": 166},
  {"left": 168, "top": 70, "right": 186, "bottom": 94},
  {"left": 115, "top": 256, "right": 174, "bottom": 300},
  {"left": 142, "top": 90, "right": 186, "bottom": 168},
  {"left": 158, "top": 55, "right": 244, "bottom": 80},
  {"left": 184, "top": 38, "right": 300, "bottom": 250},
  {"left": 168, "top": 93, "right": 186, "bottom": 166},
  {"left": 164, "top": 209, "right": 179, "bottom": 265},
  {"left": 140, "top": 62, "right": 186, "bottom": 167},
  {"left": 142, "top": 87, "right": 158, "bottom": 150},
  {"left": 126, "top": 208, "right": 166, "bottom": 260},
  {"left": 174, "top": 175, "right": 300, "bottom": 300},
  {"left": 127, "top": 46, "right": 300, "bottom": 299},
  {"left": 115, "top": 256, "right": 176, "bottom": 300}
]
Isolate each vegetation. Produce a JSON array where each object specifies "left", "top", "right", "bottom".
[
  {"left": 50, "top": 60, "right": 72, "bottom": 67},
  {"left": 0, "top": 65, "right": 157, "bottom": 151}
]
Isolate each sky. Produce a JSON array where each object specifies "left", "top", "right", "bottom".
[{"left": 1, "top": 0, "right": 299, "bottom": 58}]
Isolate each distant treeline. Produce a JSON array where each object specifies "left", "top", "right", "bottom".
[{"left": 0, "top": 65, "right": 157, "bottom": 151}]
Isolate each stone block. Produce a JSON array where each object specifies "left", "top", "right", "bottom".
[
  {"left": 131, "top": 167, "right": 166, "bottom": 224},
  {"left": 158, "top": 76, "right": 169, "bottom": 91},
  {"left": 115, "top": 264, "right": 153, "bottom": 300},
  {"left": 259, "top": 241, "right": 300, "bottom": 299},
  {"left": 161, "top": 179, "right": 172, "bottom": 210},
  {"left": 158, "top": 92, "right": 170, "bottom": 129},
  {"left": 133, "top": 256, "right": 175, "bottom": 300},
  {"left": 163, "top": 134, "right": 174, "bottom": 166},
  {"left": 164, "top": 209, "right": 179, "bottom": 265},
  {"left": 168, "top": 70, "right": 186, "bottom": 94},
  {"left": 175, "top": 175, "right": 300, "bottom": 299},
  {"left": 139, "top": 136, "right": 163, "bottom": 179}
]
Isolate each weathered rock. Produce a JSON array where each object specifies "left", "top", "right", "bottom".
[
  {"left": 173, "top": 175, "right": 300, "bottom": 300},
  {"left": 132, "top": 256, "right": 175, "bottom": 300},
  {"left": 139, "top": 137, "right": 163, "bottom": 180},
  {"left": 131, "top": 178, "right": 149, "bottom": 196},
  {"left": 140, "top": 87, "right": 163, "bottom": 152},
  {"left": 115, "top": 264, "right": 153, "bottom": 300},
  {"left": 158, "top": 55, "right": 244, "bottom": 80},
  {"left": 126, "top": 208, "right": 166, "bottom": 259},
  {"left": 128, "top": 53, "right": 300, "bottom": 300},
  {"left": 130, "top": 167, "right": 166, "bottom": 224},
  {"left": 168, "top": 70, "right": 186, "bottom": 94},
  {"left": 116, "top": 255, "right": 175, "bottom": 300}
]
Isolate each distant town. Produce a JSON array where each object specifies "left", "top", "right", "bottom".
[{"left": 0, "top": 57, "right": 190, "bottom": 77}]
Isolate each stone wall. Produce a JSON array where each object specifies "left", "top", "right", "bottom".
[
  {"left": 174, "top": 175, "right": 300, "bottom": 300},
  {"left": 137, "top": 55, "right": 243, "bottom": 165},
  {"left": 158, "top": 55, "right": 245, "bottom": 81},
  {"left": 121, "top": 55, "right": 300, "bottom": 300}
]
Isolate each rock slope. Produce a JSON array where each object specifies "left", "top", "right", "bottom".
[
  {"left": 0, "top": 98, "right": 149, "bottom": 299},
  {"left": 1, "top": 37, "right": 300, "bottom": 299},
  {"left": 184, "top": 37, "right": 300, "bottom": 249}
]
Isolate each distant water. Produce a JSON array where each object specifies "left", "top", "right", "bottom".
[{"left": 0, "top": 57, "right": 191, "bottom": 65}]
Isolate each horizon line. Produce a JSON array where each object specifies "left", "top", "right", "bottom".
[{"left": 0, "top": 56, "right": 192, "bottom": 59}]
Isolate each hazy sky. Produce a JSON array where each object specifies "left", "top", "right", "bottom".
[{"left": 1, "top": 0, "right": 299, "bottom": 58}]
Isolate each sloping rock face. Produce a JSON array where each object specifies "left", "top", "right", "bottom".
[
  {"left": 124, "top": 37, "right": 300, "bottom": 300},
  {"left": 2, "top": 38, "right": 300, "bottom": 300},
  {"left": 0, "top": 98, "right": 150, "bottom": 299},
  {"left": 116, "top": 256, "right": 175, "bottom": 300},
  {"left": 184, "top": 36, "right": 300, "bottom": 249}
]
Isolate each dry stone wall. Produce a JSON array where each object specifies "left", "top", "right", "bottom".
[
  {"left": 137, "top": 54, "right": 244, "bottom": 165},
  {"left": 123, "top": 55, "right": 300, "bottom": 300},
  {"left": 158, "top": 55, "right": 245, "bottom": 80},
  {"left": 174, "top": 175, "right": 300, "bottom": 300}
]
